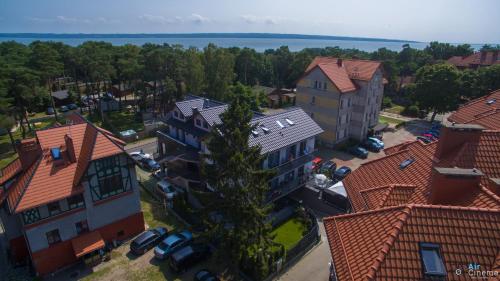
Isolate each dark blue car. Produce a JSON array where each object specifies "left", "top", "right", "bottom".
[
  {"left": 333, "top": 166, "right": 352, "bottom": 181},
  {"left": 154, "top": 231, "right": 193, "bottom": 260},
  {"left": 130, "top": 227, "right": 168, "bottom": 255},
  {"left": 348, "top": 146, "right": 369, "bottom": 159}
]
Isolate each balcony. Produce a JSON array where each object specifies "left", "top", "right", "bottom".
[
  {"left": 266, "top": 174, "right": 310, "bottom": 203},
  {"left": 274, "top": 152, "right": 316, "bottom": 175}
]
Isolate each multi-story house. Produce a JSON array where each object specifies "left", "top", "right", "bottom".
[
  {"left": 296, "top": 57, "right": 385, "bottom": 147},
  {"left": 0, "top": 115, "right": 144, "bottom": 276},
  {"left": 157, "top": 95, "right": 323, "bottom": 202}
]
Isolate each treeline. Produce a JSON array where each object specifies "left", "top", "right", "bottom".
[{"left": 0, "top": 40, "right": 499, "bottom": 135}]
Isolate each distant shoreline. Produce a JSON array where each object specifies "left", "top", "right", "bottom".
[{"left": 0, "top": 32, "right": 419, "bottom": 43}]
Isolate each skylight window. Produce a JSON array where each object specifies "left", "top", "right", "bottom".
[
  {"left": 261, "top": 126, "right": 270, "bottom": 133},
  {"left": 252, "top": 130, "right": 259, "bottom": 137},
  {"left": 276, "top": 120, "right": 285, "bottom": 128},
  {"left": 486, "top": 98, "right": 496, "bottom": 105},
  {"left": 399, "top": 158, "right": 415, "bottom": 169},
  {"left": 285, "top": 118, "right": 294, "bottom": 125},
  {"left": 419, "top": 243, "right": 446, "bottom": 276},
  {"left": 50, "top": 148, "right": 62, "bottom": 160}
]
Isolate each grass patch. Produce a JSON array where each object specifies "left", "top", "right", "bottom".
[
  {"left": 385, "top": 105, "right": 405, "bottom": 114},
  {"left": 106, "top": 111, "right": 144, "bottom": 133},
  {"left": 271, "top": 217, "right": 307, "bottom": 251},
  {"left": 379, "top": 115, "right": 405, "bottom": 126}
]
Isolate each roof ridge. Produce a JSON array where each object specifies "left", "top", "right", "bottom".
[
  {"left": 365, "top": 205, "right": 413, "bottom": 280},
  {"left": 376, "top": 186, "right": 395, "bottom": 209},
  {"left": 478, "top": 184, "right": 500, "bottom": 205},
  {"left": 11, "top": 157, "right": 42, "bottom": 213},
  {"left": 359, "top": 148, "right": 410, "bottom": 167},
  {"left": 324, "top": 205, "right": 407, "bottom": 221}
]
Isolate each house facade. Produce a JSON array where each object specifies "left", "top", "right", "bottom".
[
  {"left": 0, "top": 116, "right": 144, "bottom": 276},
  {"left": 157, "top": 95, "right": 323, "bottom": 202},
  {"left": 296, "top": 57, "right": 385, "bottom": 147}
]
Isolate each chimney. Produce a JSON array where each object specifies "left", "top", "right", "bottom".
[
  {"left": 337, "top": 58, "right": 343, "bottom": 67},
  {"left": 15, "top": 138, "right": 41, "bottom": 170},
  {"left": 434, "top": 123, "right": 484, "bottom": 161},
  {"left": 429, "top": 167, "right": 483, "bottom": 205},
  {"left": 487, "top": 178, "right": 500, "bottom": 196},
  {"left": 204, "top": 98, "right": 210, "bottom": 108},
  {"left": 64, "top": 134, "right": 76, "bottom": 163}
]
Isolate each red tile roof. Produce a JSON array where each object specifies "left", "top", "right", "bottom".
[
  {"left": 448, "top": 89, "right": 500, "bottom": 130},
  {"left": 447, "top": 51, "right": 500, "bottom": 68},
  {"left": 343, "top": 137, "right": 500, "bottom": 212},
  {"left": 3, "top": 113, "right": 125, "bottom": 213},
  {"left": 71, "top": 230, "right": 105, "bottom": 258},
  {"left": 0, "top": 158, "right": 22, "bottom": 186},
  {"left": 324, "top": 204, "right": 500, "bottom": 281},
  {"left": 302, "top": 57, "right": 382, "bottom": 93}
]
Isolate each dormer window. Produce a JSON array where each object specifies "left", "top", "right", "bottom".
[
  {"left": 203, "top": 121, "right": 208, "bottom": 129},
  {"left": 195, "top": 119, "right": 201, "bottom": 126},
  {"left": 51, "top": 148, "right": 62, "bottom": 160},
  {"left": 419, "top": 243, "right": 446, "bottom": 277},
  {"left": 174, "top": 111, "right": 179, "bottom": 117},
  {"left": 48, "top": 201, "right": 61, "bottom": 216}
]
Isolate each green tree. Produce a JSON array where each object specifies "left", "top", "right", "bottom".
[
  {"left": 203, "top": 44, "right": 235, "bottom": 101},
  {"left": 202, "top": 93, "right": 275, "bottom": 277},
  {"left": 477, "top": 65, "right": 500, "bottom": 94},
  {"left": 415, "top": 64, "right": 461, "bottom": 122},
  {"left": 183, "top": 47, "right": 205, "bottom": 95}
]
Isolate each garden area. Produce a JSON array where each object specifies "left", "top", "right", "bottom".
[
  {"left": 271, "top": 216, "right": 308, "bottom": 251},
  {"left": 379, "top": 115, "right": 406, "bottom": 127}
]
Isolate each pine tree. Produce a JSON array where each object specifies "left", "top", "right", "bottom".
[{"left": 202, "top": 92, "right": 275, "bottom": 277}]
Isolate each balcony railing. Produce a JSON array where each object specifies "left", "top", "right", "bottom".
[
  {"left": 266, "top": 174, "right": 310, "bottom": 202},
  {"left": 273, "top": 151, "right": 316, "bottom": 175}
]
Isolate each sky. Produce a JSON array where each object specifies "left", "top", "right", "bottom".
[{"left": 0, "top": 0, "right": 499, "bottom": 44}]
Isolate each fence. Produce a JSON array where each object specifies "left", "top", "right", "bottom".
[{"left": 240, "top": 210, "right": 321, "bottom": 281}]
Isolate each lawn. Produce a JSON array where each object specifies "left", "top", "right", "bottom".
[
  {"left": 379, "top": 115, "right": 405, "bottom": 126},
  {"left": 106, "top": 111, "right": 144, "bottom": 133},
  {"left": 271, "top": 217, "right": 307, "bottom": 251},
  {"left": 140, "top": 185, "right": 181, "bottom": 230},
  {"left": 384, "top": 105, "right": 405, "bottom": 115}
]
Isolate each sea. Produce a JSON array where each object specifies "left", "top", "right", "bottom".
[{"left": 0, "top": 34, "right": 486, "bottom": 52}]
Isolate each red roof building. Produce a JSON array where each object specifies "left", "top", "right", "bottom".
[
  {"left": 447, "top": 50, "right": 500, "bottom": 69},
  {"left": 0, "top": 113, "right": 144, "bottom": 276},
  {"left": 324, "top": 204, "right": 500, "bottom": 281},
  {"left": 324, "top": 122, "right": 500, "bottom": 280},
  {"left": 448, "top": 89, "right": 500, "bottom": 130}
]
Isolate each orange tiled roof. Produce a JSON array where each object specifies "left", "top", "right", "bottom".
[
  {"left": 447, "top": 51, "right": 500, "bottom": 68},
  {"left": 343, "top": 138, "right": 500, "bottom": 212},
  {"left": 71, "top": 230, "right": 105, "bottom": 258},
  {"left": 0, "top": 158, "right": 22, "bottom": 186},
  {"left": 324, "top": 204, "right": 500, "bottom": 281},
  {"left": 303, "top": 57, "right": 382, "bottom": 93},
  {"left": 4, "top": 114, "right": 124, "bottom": 213},
  {"left": 448, "top": 89, "right": 500, "bottom": 130}
]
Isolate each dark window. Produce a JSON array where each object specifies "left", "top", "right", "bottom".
[
  {"left": 195, "top": 119, "right": 201, "bottom": 126},
  {"left": 268, "top": 151, "right": 280, "bottom": 168},
  {"left": 67, "top": 194, "right": 85, "bottom": 210},
  {"left": 419, "top": 243, "right": 446, "bottom": 276},
  {"left": 47, "top": 202, "right": 61, "bottom": 216},
  {"left": 203, "top": 121, "right": 208, "bottom": 129},
  {"left": 284, "top": 170, "right": 295, "bottom": 183},
  {"left": 76, "top": 220, "right": 89, "bottom": 235},
  {"left": 299, "top": 141, "right": 307, "bottom": 156},
  {"left": 98, "top": 174, "right": 124, "bottom": 199},
  {"left": 323, "top": 82, "right": 327, "bottom": 90},
  {"left": 22, "top": 208, "right": 41, "bottom": 224},
  {"left": 174, "top": 111, "right": 179, "bottom": 117},
  {"left": 314, "top": 81, "right": 318, "bottom": 88},
  {"left": 298, "top": 165, "right": 305, "bottom": 178},
  {"left": 46, "top": 229, "right": 61, "bottom": 245}
]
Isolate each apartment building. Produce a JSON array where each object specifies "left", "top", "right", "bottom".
[
  {"left": 157, "top": 95, "right": 323, "bottom": 202},
  {"left": 0, "top": 115, "right": 144, "bottom": 276},
  {"left": 296, "top": 57, "right": 385, "bottom": 146}
]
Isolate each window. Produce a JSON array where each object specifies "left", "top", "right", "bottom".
[
  {"left": 314, "top": 81, "right": 318, "bottom": 88},
  {"left": 22, "top": 208, "right": 41, "bottom": 225},
  {"left": 310, "top": 112, "right": 314, "bottom": 119},
  {"left": 203, "top": 121, "right": 208, "bottom": 129},
  {"left": 46, "top": 229, "right": 61, "bottom": 245},
  {"left": 400, "top": 158, "right": 415, "bottom": 169},
  {"left": 76, "top": 220, "right": 89, "bottom": 235},
  {"left": 90, "top": 155, "right": 131, "bottom": 202},
  {"left": 268, "top": 151, "right": 280, "bottom": 168},
  {"left": 419, "top": 243, "right": 446, "bottom": 276},
  {"left": 323, "top": 82, "right": 327, "bottom": 90},
  {"left": 174, "top": 110, "right": 179, "bottom": 117},
  {"left": 67, "top": 194, "right": 85, "bottom": 210},
  {"left": 47, "top": 202, "right": 61, "bottom": 216},
  {"left": 311, "top": 96, "right": 316, "bottom": 104},
  {"left": 348, "top": 98, "right": 351, "bottom": 107},
  {"left": 98, "top": 174, "right": 124, "bottom": 199},
  {"left": 195, "top": 119, "right": 201, "bottom": 126},
  {"left": 299, "top": 141, "right": 307, "bottom": 156}
]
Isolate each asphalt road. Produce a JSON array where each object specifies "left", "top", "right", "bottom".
[{"left": 125, "top": 138, "right": 158, "bottom": 159}]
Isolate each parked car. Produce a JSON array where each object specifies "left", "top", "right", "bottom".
[
  {"left": 154, "top": 231, "right": 193, "bottom": 260},
  {"left": 312, "top": 157, "right": 323, "bottom": 171},
  {"left": 362, "top": 140, "right": 381, "bottom": 152},
  {"left": 348, "top": 146, "right": 368, "bottom": 159},
  {"left": 46, "top": 107, "right": 55, "bottom": 115},
  {"left": 129, "top": 151, "right": 152, "bottom": 161},
  {"left": 320, "top": 160, "right": 337, "bottom": 174},
  {"left": 156, "top": 180, "right": 178, "bottom": 199},
  {"left": 169, "top": 244, "right": 211, "bottom": 273},
  {"left": 59, "top": 105, "right": 69, "bottom": 112},
  {"left": 333, "top": 166, "right": 352, "bottom": 181},
  {"left": 141, "top": 158, "right": 160, "bottom": 171},
  {"left": 194, "top": 269, "right": 220, "bottom": 281},
  {"left": 422, "top": 133, "right": 437, "bottom": 141},
  {"left": 153, "top": 170, "right": 166, "bottom": 180},
  {"left": 68, "top": 103, "right": 78, "bottom": 110},
  {"left": 417, "top": 136, "right": 432, "bottom": 144},
  {"left": 130, "top": 227, "right": 168, "bottom": 255},
  {"left": 368, "top": 137, "right": 384, "bottom": 149}
]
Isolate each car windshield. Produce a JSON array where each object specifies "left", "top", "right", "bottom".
[{"left": 148, "top": 159, "right": 157, "bottom": 165}]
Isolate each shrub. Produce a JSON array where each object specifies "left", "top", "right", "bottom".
[
  {"left": 403, "top": 104, "right": 419, "bottom": 117},
  {"left": 382, "top": 96, "right": 393, "bottom": 108}
]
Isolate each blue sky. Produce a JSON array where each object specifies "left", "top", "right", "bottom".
[{"left": 1, "top": 0, "right": 499, "bottom": 43}]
